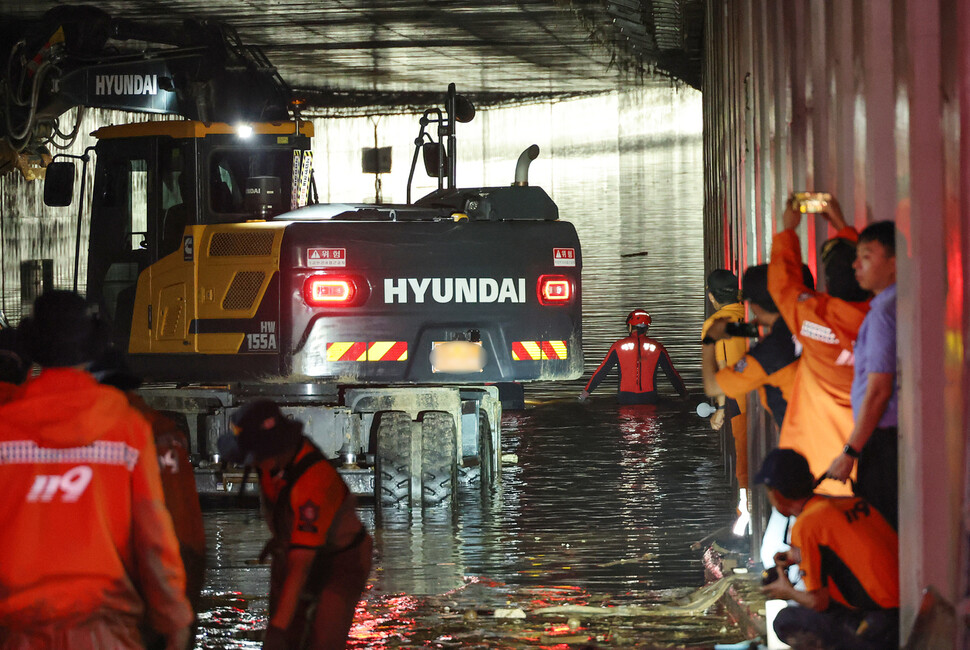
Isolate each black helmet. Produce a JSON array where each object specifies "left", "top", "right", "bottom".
[
  {"left": 227, "top": 399, "right": 303, "bottom": 464},
  {"left": 19, "top": 290, "right": 107, "bottom": 368}
]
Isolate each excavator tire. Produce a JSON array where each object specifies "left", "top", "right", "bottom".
[
  {"left": 421, "top": 411, "right": 456, "bottom": 508},
  {"left": 375, "top": 411, "right": 412, "bottom": 509},
  {"left": 478, "top": 410, "right": 495, "bottom": 493}
]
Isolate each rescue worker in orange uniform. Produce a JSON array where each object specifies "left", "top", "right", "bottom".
[
  {"left": 91, "top": 349, "right": 206, "bottom": 646},
  {"left": 702, "top": 264, "right": 811, "bottom": 430},
  {"left": 579, "top": 309, "right": 688, "bottom": 405},
  {"left": 0, "top": 291, "right": 192, "bottom": 650},
  {"left": 220, "top": 400, "right": 372, "bottom": 650},
  {"left": 758, "top": 449, "right": 899, "bottom": 649},
  {"left": 768, "top": 195, "right": 871, "bottom": 496},
  {"left": 701, "top": 270, "right": 749, "bottom": 488}
]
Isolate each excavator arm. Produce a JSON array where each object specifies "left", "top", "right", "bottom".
[{"left": 1, "top": 5, "right": 294, "bottom": 178}]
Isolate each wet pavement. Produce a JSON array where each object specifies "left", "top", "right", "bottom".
[{"left": 195, "top": 88, "right": 756, "bottom": 648}]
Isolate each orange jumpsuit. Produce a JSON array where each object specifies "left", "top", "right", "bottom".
[
  {"left": 126, "top": 394, "right": 206, "bottom": 612},
  {"left": 768, "top": 228, "right": 870, "bottom": 495},
  {"left": 0, "top": 369, "right": 192, "bottom": 649},
  {"left": 702, "top": 302, "right": 749, "bottom": 485},
  {"left": 259, "top": 438, "right": 372, "bottom": 649}
]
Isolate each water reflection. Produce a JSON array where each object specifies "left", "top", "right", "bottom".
[{"left": 197, "top": 87, "right": 746, "bottom": 647}]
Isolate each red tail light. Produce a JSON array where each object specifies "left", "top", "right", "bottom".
[
  {"left": 537, "top": 275, "right": 573, "bottom": 305},
  {"left": 304, "top": 276, "right": 358, "bottom": 306}
]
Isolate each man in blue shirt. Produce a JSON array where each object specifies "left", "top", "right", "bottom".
[{"left": 825, "top": 220, "right": 898, "bottom": 529}]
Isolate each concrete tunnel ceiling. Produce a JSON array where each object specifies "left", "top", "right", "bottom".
[{"left": 1, "top": 0, "right": 704, "bottom": 113}]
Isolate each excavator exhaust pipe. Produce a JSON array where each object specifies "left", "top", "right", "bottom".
[{"left": 514, "top": 144, "right": 540, "bottom": 186}]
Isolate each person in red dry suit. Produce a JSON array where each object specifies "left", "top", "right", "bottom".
[
  {"left": 0, "top": 291, "right": 192, "bottom": 650},
  {"left": 579, "top": 309, "right": 688, "bottom": 405}
]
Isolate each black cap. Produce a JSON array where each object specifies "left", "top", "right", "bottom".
[
  {"left": 229, "top": 399, "right": 303, "bottom": 464},
  {"left": 707, "top": 269, "right": 740, "bottom": 304},
  {"left": 754, "top": 448, "right": 815, "bottom": 499},
  {"left": 19, "top": 290, "right": 108, "bottom": 368},
  {"left": 742, "top": 264, "right": 814, "bottom": 313},
  {"left": 821, "top": 238, "right": 870, "bottom": 302}
]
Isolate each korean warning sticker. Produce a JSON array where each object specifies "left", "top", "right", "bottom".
[
  {"left": 307, "top": 247, "right": 346, "bottom": 268},
  {"left": 553, "top": 248, "right": 576, "bottom": 267}
]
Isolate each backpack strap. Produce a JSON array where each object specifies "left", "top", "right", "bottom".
[{"left": 271, "top": 444, "right": 327, "bottom": 542}]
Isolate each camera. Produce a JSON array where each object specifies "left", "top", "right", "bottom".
[
  {"left": 793, "top": 192, "right": 831, "bottom": 214},
  {"left": 762, "top": 565, "right": 779, "bottom": 585},
  {"left": 724, "top": 321, "right": 760, "bottom": 338}
]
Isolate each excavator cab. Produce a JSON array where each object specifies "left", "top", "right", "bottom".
[{"left": 44, "top": 121, "right": 313, "bottom": 352}]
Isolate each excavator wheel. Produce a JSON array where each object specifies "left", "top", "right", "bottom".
[
  {"left": 420, "top": 411, "right": 457, "bottom": 508},
  {"left": 477, "top": 410, "right": 495, "bottom": 494},
  {"left": 375, "top": 411, "right": 412, "bottom": 509}
]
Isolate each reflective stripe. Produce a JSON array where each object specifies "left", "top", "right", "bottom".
[
  {"left": 512, "top": 341, "right": 542, "bottom": 361},
  {"left": 542, "top": 340, "right": 568, "bottom": 360},
  {"left": 513, "top": 340, "right": 567, "bottom": 361},
  {"left": 327, "top": 341, "right": 407, "bottom": 362},
  {"left": 326, "top": 342, "right": 367, "bottom": 361},
  {"left": 368, "top": 341, "right": 408, "bottom": 361}
]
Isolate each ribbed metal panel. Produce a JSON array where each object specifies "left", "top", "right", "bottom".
[
  {"left": 704, "top": 0, "right": 970, "bottom": 642},
  {"left": 208, "top": 232, "right": 275, "bottom": 257},
  {"left": 222, "top": 271, "right": 265, "bottom": 311}
]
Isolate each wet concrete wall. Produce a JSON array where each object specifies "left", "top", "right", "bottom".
[{"left": 702, "top": 0, "right": 969, "bottom": 642}]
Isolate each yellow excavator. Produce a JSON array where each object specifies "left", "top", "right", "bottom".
[{"left": 2, "top": 6, "right": 584, "bottom": 511}]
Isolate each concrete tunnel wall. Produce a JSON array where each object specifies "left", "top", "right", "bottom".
[{"left": 702, "top": 0, "right": 969, "bottom": 642}]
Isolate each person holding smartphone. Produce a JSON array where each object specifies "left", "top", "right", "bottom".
[
  {"left": 767, "top": 194, "right": 871, "bottom": 496},
  {"left": 757, "top": 449, "right": 899, "bottom": 650}
]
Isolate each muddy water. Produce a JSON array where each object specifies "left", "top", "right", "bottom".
[{"left": 196, "top": 88, "right": 750, "bottom": 648}]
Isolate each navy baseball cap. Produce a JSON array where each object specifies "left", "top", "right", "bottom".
[{"left": 754, "top": 448, "right": 815, "bottom": 499}]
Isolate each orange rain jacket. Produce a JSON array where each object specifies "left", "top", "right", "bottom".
[
  {"left": 768, "top": 228, "right": 870, "bottom": 495},
  {"left": 126, "top": 393, "right": 206, "bottom": 611},
  {"left": 0, "top": 369, "right": 192, "bottom": 640}
]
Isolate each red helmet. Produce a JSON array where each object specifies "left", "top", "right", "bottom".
[{"left": 626, "top": 309, "right": 652, "bottom": 328}]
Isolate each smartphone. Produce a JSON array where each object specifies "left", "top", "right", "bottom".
[{"left": 793, "top": 192, "right": 831, "bottom": 214}]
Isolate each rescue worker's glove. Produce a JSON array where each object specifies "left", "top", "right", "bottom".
[
  {"left": 262, "top": 625, "right": 288, "bottom": 650},
  {"left": 578, "top": 389, "right": 589, "bottom": 402}
]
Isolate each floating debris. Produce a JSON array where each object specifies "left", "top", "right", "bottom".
[{"left": 596, "top": 552, "right": 656, "bottom": 567}]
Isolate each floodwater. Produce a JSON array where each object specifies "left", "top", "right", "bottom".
[{"left": 196, "top": 87, "right": 751, "bottom": 648}]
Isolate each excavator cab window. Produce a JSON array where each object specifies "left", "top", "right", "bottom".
[
  {"left": 87, "top": 139, "right": 158, "bottom": 348},
  {"left": 130, "top": 163, "right": 149, "bottom": 250},
  {"left": 159, "top": 143, "right": 193, "bottom": 256},
  {"left": 209, "top": 148, "right": 294, "bottom": 218}
]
